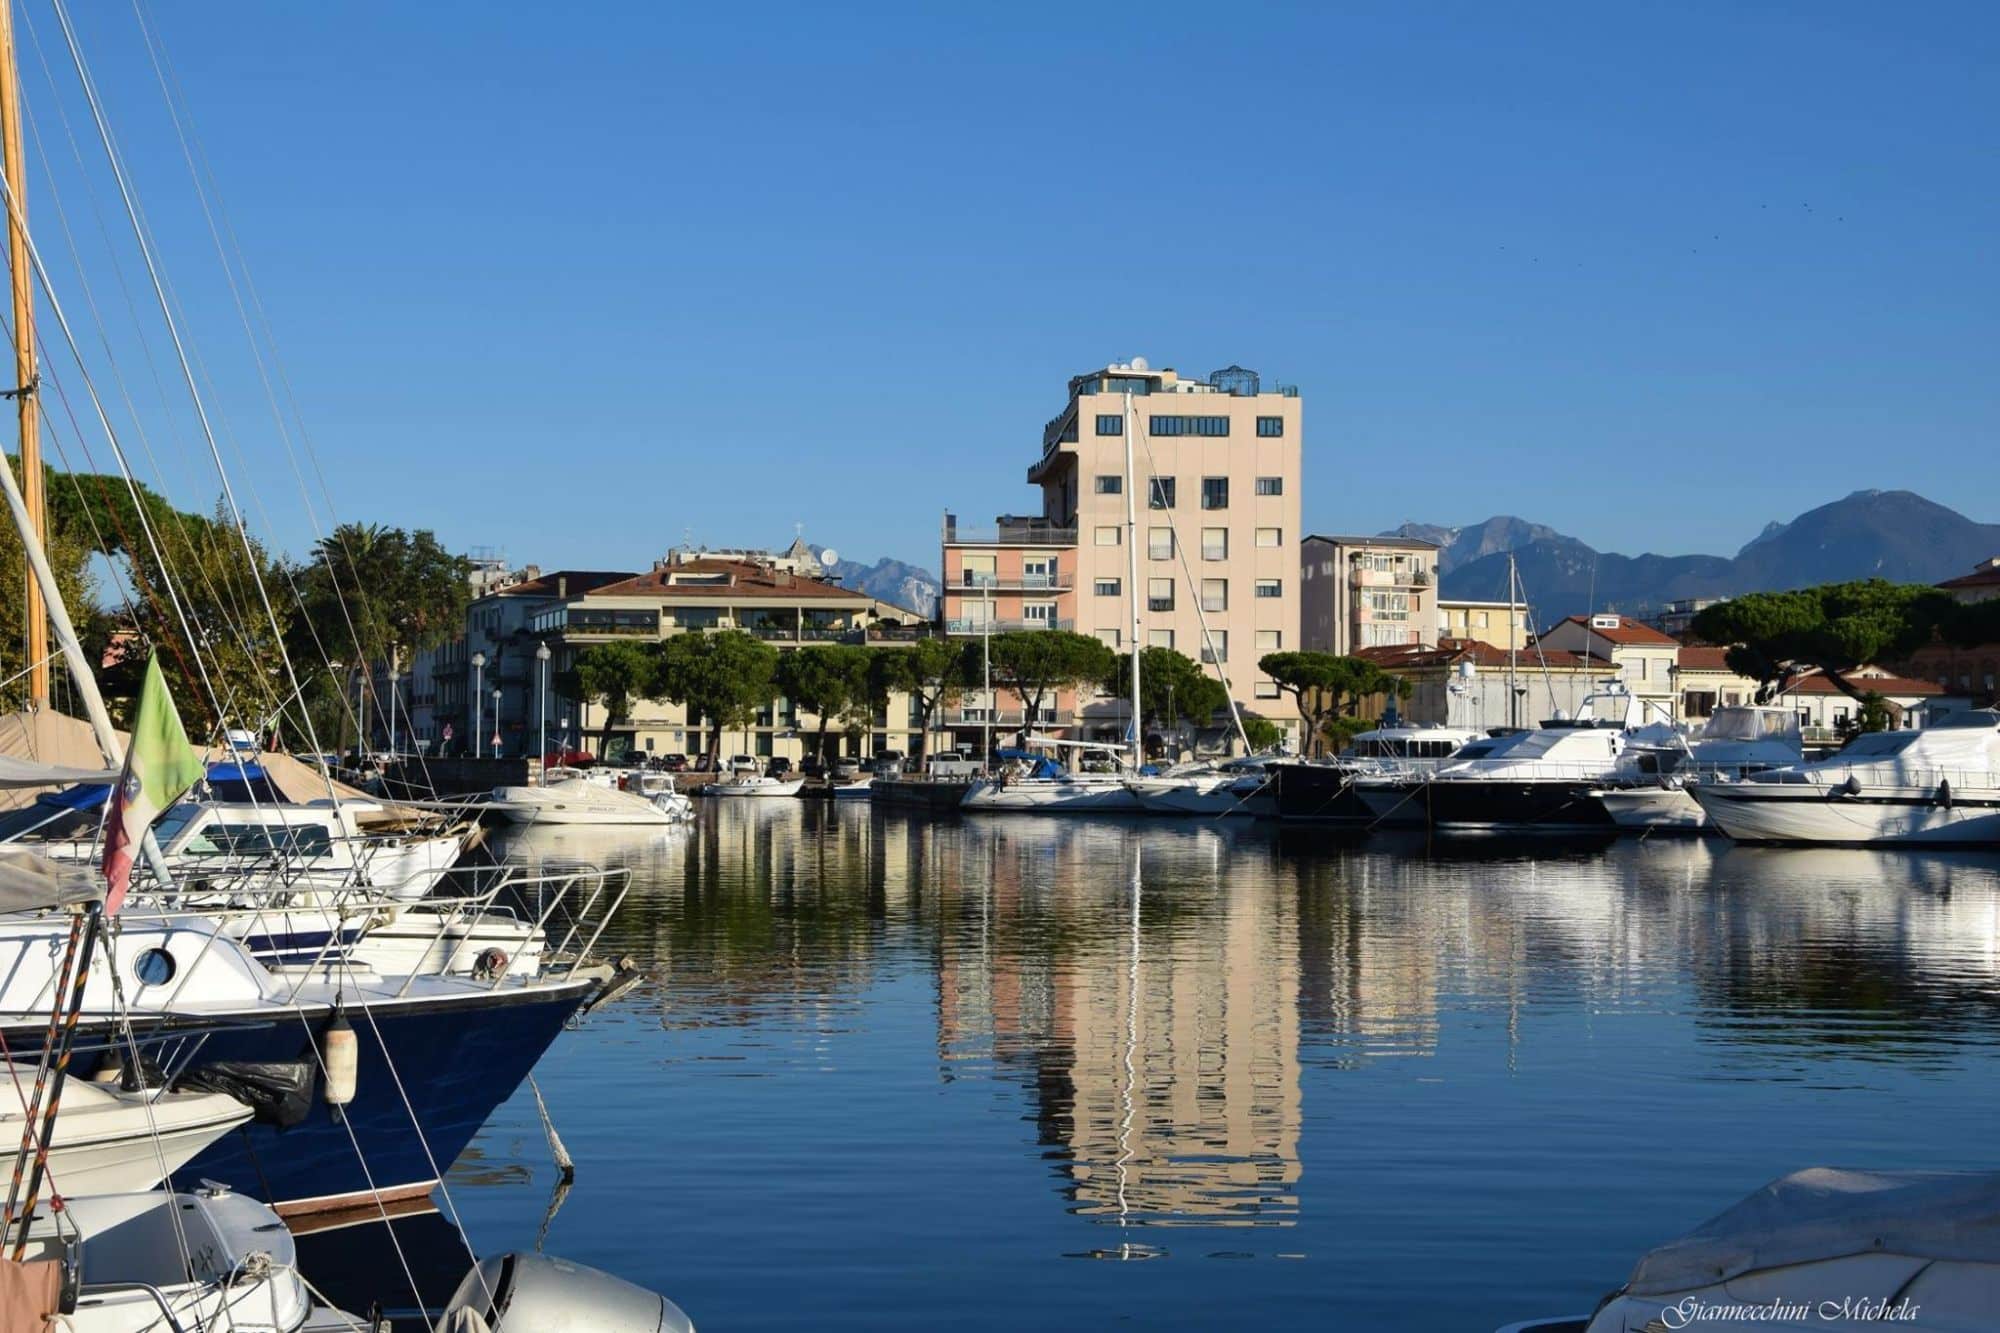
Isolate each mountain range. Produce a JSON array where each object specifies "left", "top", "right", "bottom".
[
  {"left": 812, "top": 547, "right": 941, "bottom": 617},
  {"left": 1389, "top": 490, "right": 2000, "bottom": 621}
]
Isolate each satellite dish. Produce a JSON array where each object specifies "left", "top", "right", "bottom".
[
  {"left": 819, "top": 548, "right": 839, "bottom": 568},
  {"left": 1129, "top": 355, "right": 1149, "bottom": 371}
]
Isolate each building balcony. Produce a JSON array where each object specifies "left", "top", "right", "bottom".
[
  {"left": 957, "top": 573, "right": 1070, "bottom": 591},
  {"left": 944, "top": 618, "right": 1075, "bottom": 635},
  {"left": 944, "top": 708, "right": 1074, "bottom": 727},
  {"left": 942, "top": 519, "right": 1078, "bottom": 548}
]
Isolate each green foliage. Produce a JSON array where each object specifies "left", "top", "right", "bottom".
[
  {"left": 1241, "top": 716, "right": 1282, "bottom": 751},
  {"left": 776, "top": 645, "right": 876, "bottom": 760},
  {"left": 655, "top": 630, "right": 780, "bottom": 764},
  {"left": 562, "top": 640, "right": 661, "bottom": 755},
  {"left": 1108, "top": 647, "right": 1228, "bottom": 732},
  {"left": 986, "top": 630, "right": 1118, "bottom": 726},
  {"left": 0, "top": 459, "right": 98, "bottom": 715},
  {"left": 1692, "top": 580, "right": 1955, "bottom": 706},
  {"left": 879, "top": 636, "right": 971, "bottom": 756},
  {"left": 1856, "top": 691, "right": 1893, "bottom": 734},
  {"left": 1258, "top": 651, "right": 1406, "bottom": 756}
]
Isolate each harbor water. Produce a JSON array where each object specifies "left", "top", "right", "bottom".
[{"left": 315, "top": 802, "right": 2000, "bottom": 1329}]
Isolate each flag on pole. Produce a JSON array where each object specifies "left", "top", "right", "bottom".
[{"left": 102, "top": 656, "right": 204, "bottom": 915}]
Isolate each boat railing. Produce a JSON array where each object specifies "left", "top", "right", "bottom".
[
  {"left": 388, "top": 862, "right": 633, "bottom": 998},
  {"left": 1739, "top": 765, "right": 2000, "bottom": 791},
  {"left": 1423, "top": 759, "right": 1632, "bottom": 783}
]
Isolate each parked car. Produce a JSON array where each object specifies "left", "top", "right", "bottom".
[
  {"left": 660, "top": 753, "right": 689, "bottom": 772},
  {"left": 765, "top": 757, "right": 793, "bottom": 778},
  {"left": 799, "top": 756, "right": 828, "bottom": 780},
  {"left": 727, "top": 755, "right": 760, "bottom": 776}
]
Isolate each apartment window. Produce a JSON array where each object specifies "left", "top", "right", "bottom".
[
  {"left": 1202, "top": 527, "right": 1228, "bottom": 561},
  {"left": 1148, "top": 528, "right": 1174, "bottom": 560},
  {"left": 1256, "top": 527, "right": 1282, "bottom": 548},
  {"left": 1095, "top": 474, "right": 1122, "bottom": 494},
  {"left": 960, "top": 553, "right": 996, "bottom": 588},
  {"left": 1255, "top": 680, "right": 1280, "bottom": 699},
  {"left": 1095, "top": 526, "right": 1121, "bottom": 546},
  {"left": 1094, "top": 578, "right": 1121, "bottom": 597},
  {"left": 1255, "top": 630, "right": 1281, "bottom": 653},
  {"left": 1150, "top": 415, "right": 1230, "bottom": 437},
  {"left": 1255, "top": 579, "right": 1282, "bottom": 599},
  {"left": 1201, "top": 579, "right": 1227, "bottom": 612},
  {"left": 1475, "top": 611, "right": 1490, "bottom": 629},
  {"left": 1148, "top": 578, "right": 1175, "bottom": 613},
  {"left": 1149, "top": 477, "right": 1176, "bottom": 509},
  {"left": 1096, "top": 414, "right": 1123, "bottom": 436},
  {"left": 1256, "top": 417, "right": 1284, "bottom": 438},
  {"left": 1201, "top": 631, "right": 1228, "bottom": 664},
  {"left": 1255, "top": 476, "right": 1283, "bottom": 496},
  {"left": 1024, "top": 602, "right": 1056, "bottom": 626},
  {"left": 1096, "top": 628, "right": 1121, "bottom": 649},
  {"left": 1148, "top": 629, "right": 1175, "bottom": 650},
  {"left": 1201, "top": 477, "right": 1229, "bottom": 510}
]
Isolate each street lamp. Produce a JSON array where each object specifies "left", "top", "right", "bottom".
[
  {"left": 492, "top": 686, "right": 503, "bottom": 757},
  {"left": 472, "top": 651, "right": 486, "bottom": 757},
  {"left": 386, "top": 657, "right": 399, "bottom": 759},
  {"left": 537, "top": 642, "right": 552, "bottom": 784}
]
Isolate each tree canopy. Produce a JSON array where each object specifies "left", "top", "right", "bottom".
[
  {"left": 1258, "top": 651, "right": 1406, "bottom": 756},
  {"left": 878, "top": 636, "right": 971, "bottom": 757},
  {"left": 655, "top": 630, "right": 781, "bottom": 764},
  {"left": 563, "top": 640, "right": 662, "bottom": 757},
  {"left": 776, "top": 645, "right": 877, "bottom": 760},
  {"left": 985, "top": 630, "right": 1117, "bottom": 731},
  {"left": 1108, "top": 647, "right": 1228, "bottom": 736},
  {"left": 1690, "top": 580, "right": 1954, "bottom": 706}
]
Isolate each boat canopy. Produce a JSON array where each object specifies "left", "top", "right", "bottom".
[
  {"left": 0, "top": 848, "right": 103, "bottom": 913},
  {"left": 205, "top": 761, "right": 286, "bottom": 805},
  {"left": 1701, "top": 707, "right": 1802, "bottom": 744},
  {"left": 993, "top": 748, "right": 1067, "bottom": 780},
  {"left": 0, "top": 754, "right": 116, "bottom": 788},
  {"left": 1624, "top": 1167, "right": 2000, "bottom": 1298}
]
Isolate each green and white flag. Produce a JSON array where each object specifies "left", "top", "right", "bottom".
[{"left": 102, "top": 656, "right": 204, "bottom": 914}]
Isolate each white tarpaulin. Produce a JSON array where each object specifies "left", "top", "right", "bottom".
[
  {"left": 1626, "top": 1167, "right": 2000, "bottom": 1296},
  {"left": 0, "top": 848, "right": 104, "bottom": 913},
  {"left": 0, "top": 754, "right": 116, "bottom": 788}
]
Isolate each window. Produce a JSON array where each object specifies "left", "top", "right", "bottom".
[
  {"left": 1149, "top": 477, "right": 1176, "bottom": 509},
  {"left": 1255, "top": 476, "right": 1283, "bottom": 496},
  {"left": 1094, "top": 578, "right": 1121, "bottom": 597},
  {"left": 1148, "top": 528, "right": 1174, "bottom": 560},
  {"left": 1024, "top": 602, "right": 1056, "bottom": 626},
  {"left": 1202, "top": 527, "right": 1228, "bottom": 561},
  {"left": 960, "top": 554, "right": 995, "bottom": 588},
  {"left": 1256, "top": 527, "right": 1282, "bottom": 548},
  {"left": 1095, "top": 474, "right": 1122, "bottom": 494},
  {"left": 1255, "top": 630, "right": 1281, "bottom": 653},
  {"left": 1149, "top": 415, "right": 1230, "bottom": 437},
  {"left": 1201, "top": 579, "right": 1227, "bottom": 612},
  {"left": 1096, "top": 414, "right": 1123, "bottom": 436},
  {"left": 1255, "top": 680, "right": 1280, "bottom": 699},
  {"left": 1255, "top": 579, "right": 1282, "bottom": 599},
  {"left": 1201, "top": 477, "right": 1229, "bottom": 510},
  {"left": 1095, "top": 526, "right": 1121, "bottom": 546},
  {"left": 1201, "top": 631, "right": 1228, "bottom": 664},
  {"left": 1256, "top": 416, "right": 1284, "bottom": 437},
  {"left": 1148, "top": 629, "right": 1175, "bottom": 650},
  {"left": 1148, "top": 578, "right": 1175, "bottom": 612},
  {"left": 1096, "top": 628, "right": 1120, "bottom": 649},
  {"left": 1474, "top": 611, "right": 1489, "bottom": 629}
]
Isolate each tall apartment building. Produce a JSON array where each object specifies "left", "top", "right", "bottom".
[
  {"left": 1298, "top": 534, "right": 1440, "bottom": 656},
  {"left": 941, "top": 360, "right": 1303, "bottom": 745}
]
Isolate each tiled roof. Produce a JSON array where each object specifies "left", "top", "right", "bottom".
[
  {"left": 590, "top": 559, "right": 866, "bottom": 601},
  {"left": 497, "top": 570, "right": 637, "bottom": 598},
  {"left": 1774, "top": 670, "right": 1944, "bottom": 698},
  {"left": 1303, "top": 534, "right": 1440, "bottom": 552},
  {"left": 1676, "top": 646, "right": 1737, "bottom": 672},
  {"left": 1355, "top": 638, "right": 1602, "bottom": 672},
  {"left": 1938, "top": 562, "right": 2000, "bottom": 590},
  {"left": 1557, "top": 615, "right": 1680, "bottom": 647}
]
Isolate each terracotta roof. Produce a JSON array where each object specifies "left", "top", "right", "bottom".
[
  {"left": 589, "top": 558, "right": 867, "bottom": 601},
  {"left": 1303, "top": 534, "right": 1440, "bottom": 552},
  {"left": 1938, "top": 561, "right": 2000, "bottom": 591},
  {"left": 1355, "top": 638, "right": 1602, "bottom": 672},
  {"left": 1556, "top": 615, "right": 1680, "bottom": 647},
  {"left": 498, "top": 570, "right": 637, "bottom": 598},
  {"left": 1774, "top": 670, "right": 1944, "bottom": 698},
  {"left": 1676, "top": 646, "right": 1736, "bottom": 672}
]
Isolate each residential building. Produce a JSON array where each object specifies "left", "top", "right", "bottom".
[
  {"left": 1534, "top": 615, "right": 1680, "bottom": 722},
  {"left": 1671, "top": 646, "right": 1764, "bottom": 720},
  {"left": 1299, "top": 535, "right": 1440, "bottom": 657},
  {"left": 1769, "top": 668, "right": 1955, "bottom": 741},
  {"left": 1888, "top": 556, "right": 2000, "bottom": 706},
  {"left": 1650, "top": 596, "right": 1727, "bottom": 639},
  {"left": 1937, "top": 556, "right": 2000, "bottom": 605},
  {"left": 1435, "top": 598, "right": 1529, "bottom": 652},
  {"left": 1354, "top": 639, "right": 1604, "bottom": 731},
  {"left": 941, "top": 359, "right": 1303, "bottom": 746}
]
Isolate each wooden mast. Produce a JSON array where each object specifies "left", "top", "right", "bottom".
[{"left": 0, "top": 0, "right": 47, "bottom": 708}]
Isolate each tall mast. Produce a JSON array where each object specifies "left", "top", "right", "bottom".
[
  {"left": 1123, "top": 392, "right": 1142, "bottom": 770},
  {"left": 1506, "top": 552, "right": 1519, "bottom": 730},
  {"left": 0, "top": 3, "right": 47, "bottom": 708}
]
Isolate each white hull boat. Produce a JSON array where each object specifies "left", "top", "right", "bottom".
[
  {"left": 1690, "top": 710, "right": 2000, "bottom": 847},
  {"left": 1, "top": 1068, "right": 251, "bottom": 1194},
  {"left": 1592, "top": 783, "right": 1706, "bottom": 831},
  {"left": 1587, "top": 706, "right": 1805, "bottom": 833},
  {"left": 961, "top": 775, "right": 1142, "bottom": 813},
  {"left": 707, "top": 775, "right": 806, "bottom": 798},
  {"left": 1126, "top": 772, "right": 1270, "bottom": 816},
  {"left": 491, "top": 777, "right": 693, "bottom": 825}
]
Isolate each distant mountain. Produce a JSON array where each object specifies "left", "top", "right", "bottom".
[
  {"left": 810, "top": 547, "right": 939, "bottom": 617},
  {"left": 1398, "top": 491, "right": 2000, "bottom": 623}
]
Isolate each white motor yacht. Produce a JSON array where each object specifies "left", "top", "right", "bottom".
[
  {"left": 0, "top": 1064, "right": 251, "bottom": 1194},
  {"left": 1589, "top": 705, "right": 1805, "bottom": 831},
  {"left": 491, "top": 776, "right": 694, "bottom": 825},
  {"left": 1690, "top": 709, "right": 2000, "bottom": 846},
  {"left": 707, "top": 773, "right": 807, "bottom": 798},
  {"left": 1126, "top": 757, "right": 1276, "bottom": 817}
]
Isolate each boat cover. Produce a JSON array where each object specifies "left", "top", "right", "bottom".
[
  {"left": 0, "top": 754, "right": 116, "bottom": 787},
  {"left": 1626, "top": 1167, "right": 2000, "bottom": 1296},
  {"left": 0, "top": 847, "right": 104, "bottom": 911}
]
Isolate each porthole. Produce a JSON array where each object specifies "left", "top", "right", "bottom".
[{"left": 134, "top": 947, "right": 177, "bottom": 987}]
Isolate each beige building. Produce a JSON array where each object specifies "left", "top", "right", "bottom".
[
  {"left": 1298, "top": 534, "right": 1439, "bottom": 656},
  {"left": 941, "top": 360, "right": 1303, "bottom": 744},
  {"left": 1435, "top": 597, "right": 1529, "bottom": 652},
  {"left": 1534, "top": 614, "right": 1681, "bottom": 723}
]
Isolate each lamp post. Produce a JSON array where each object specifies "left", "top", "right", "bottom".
[
  {"left": 492, "top": 686, "right": 503, "bottom": 757},
  {"left": 386, "top": 655, "right": 399, "bottom": 759},
  {"left": 472, "top": 650, "right": 486, "bottom": 757},
  {"left": 537, "top": 641, "right": 551, "bottom": 784}
]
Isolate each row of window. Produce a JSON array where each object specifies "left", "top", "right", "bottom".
[
  {"left": 1092, "top": 415, "right": 1287, "bottom": 438},
  {"left": 1092, "top": 474, "right": 1286, "bottom": 504},
  {"left": 1095, "top": 576, "right": 1283, "bottom": 603},
  {"left": 1093, "top": 526, "right": 1285, "bottom": 552},
  {"left": 1088, "top": 627, "right": 1289, "bottom": 669}
]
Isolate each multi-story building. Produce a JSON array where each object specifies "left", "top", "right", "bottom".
[
  {"left": 1535, "top": 614, "right": 1681, "bottom": 722},
  {"left": 1298, "top": 535, "right": 1439, "bottom": 656},
  {"left": 1435, "top": 597, "right": 1529, "bottom": 652},
  {"left": 1354, "top": 639, "right": 1603, "bottom": 731},
  {"left": 941, "top": 359, "right": 1303, "bottom": 746},
  {"left": 1650, "top": 596, "right": 1727, "bottom": 639}
]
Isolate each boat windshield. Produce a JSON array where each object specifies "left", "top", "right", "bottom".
[{"left": 1703, "top": 709, "right": 1800, "bottom": 742}]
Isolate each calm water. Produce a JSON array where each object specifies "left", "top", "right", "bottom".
[{"left": 317, "top": 804, "right": 2000, "bottom": 1330}]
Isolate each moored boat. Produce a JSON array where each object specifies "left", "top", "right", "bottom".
[
  {"left": 491, "top": 776, "right": 693, "bottom": 824},
  {"left": 1589, "top": 705, "right": 1804, "bottom": 832}
]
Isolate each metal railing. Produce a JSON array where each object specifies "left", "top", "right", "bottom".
[{"left": 944, "top": 617, "right": 1074, "bottom": 634}]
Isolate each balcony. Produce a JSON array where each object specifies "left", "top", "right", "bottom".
[
  {"left": 944, "top": 708, "right": 1075, "bottom": 727},
  {"left": 942, "top": 520, "right": 1078, "bottom": 548},
  {"left": 944, "top": 618, "right": 1075, "bottom": 635},
  {"left": 958, "top": 572, "right": 1068, "bottom": 591}
]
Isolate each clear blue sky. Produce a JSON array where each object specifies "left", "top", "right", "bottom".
[{"left": 31, "top": 1, "right": 1998, "bottom": 577}]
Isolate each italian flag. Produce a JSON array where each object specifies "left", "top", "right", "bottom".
[{"left": 102, "top": 656, "right": 205, "bottom": 915}]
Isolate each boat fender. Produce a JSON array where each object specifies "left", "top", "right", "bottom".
[
  {"left": 1840, "top": 774, "right": 1862, "bottom": 798},
  {"left": 324, "top": 1004, "right": 358, "bottom": 1110},
  {"left": 1938, "top": 778, "right": 1952, "bottom": 810},
  {"left": 474, "top": 947, "right": 510, "bottom": 981}
]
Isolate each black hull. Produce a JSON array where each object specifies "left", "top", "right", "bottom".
[
  {"left": 1406, "top": 778, "right": 1618, "bottom": 832},
  {"left": 1273, "top": 763, "right": 1374, "bottom": 822}
]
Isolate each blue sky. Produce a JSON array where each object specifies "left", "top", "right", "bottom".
[{"left": 27, "top": 1, "right": 1997, "bottom": 577}]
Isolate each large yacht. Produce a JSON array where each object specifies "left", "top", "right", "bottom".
[
  {"left": 1689, "top": 709, "right": 2000, "bottom": 845},
  {"left": 1588, "top": 705, "right": 1804, "bottom": 831},
  {"left": 1272, "top": 725, "right": 1485, "bottom": 822}
]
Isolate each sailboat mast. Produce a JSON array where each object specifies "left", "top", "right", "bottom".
[
  {"left": 0, "top": 5, "right": 46, "bottom": 708},
  {"left": 1123, "top": 392, "right": 1141, "bottom": 770},
  {"left": 1506, "top": 552, "right": 1519, "bottom": 730}
]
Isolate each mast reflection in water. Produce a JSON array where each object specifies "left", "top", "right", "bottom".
[{"left": 383, "top": 806, "right": 2000, "bottom": 1331}]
